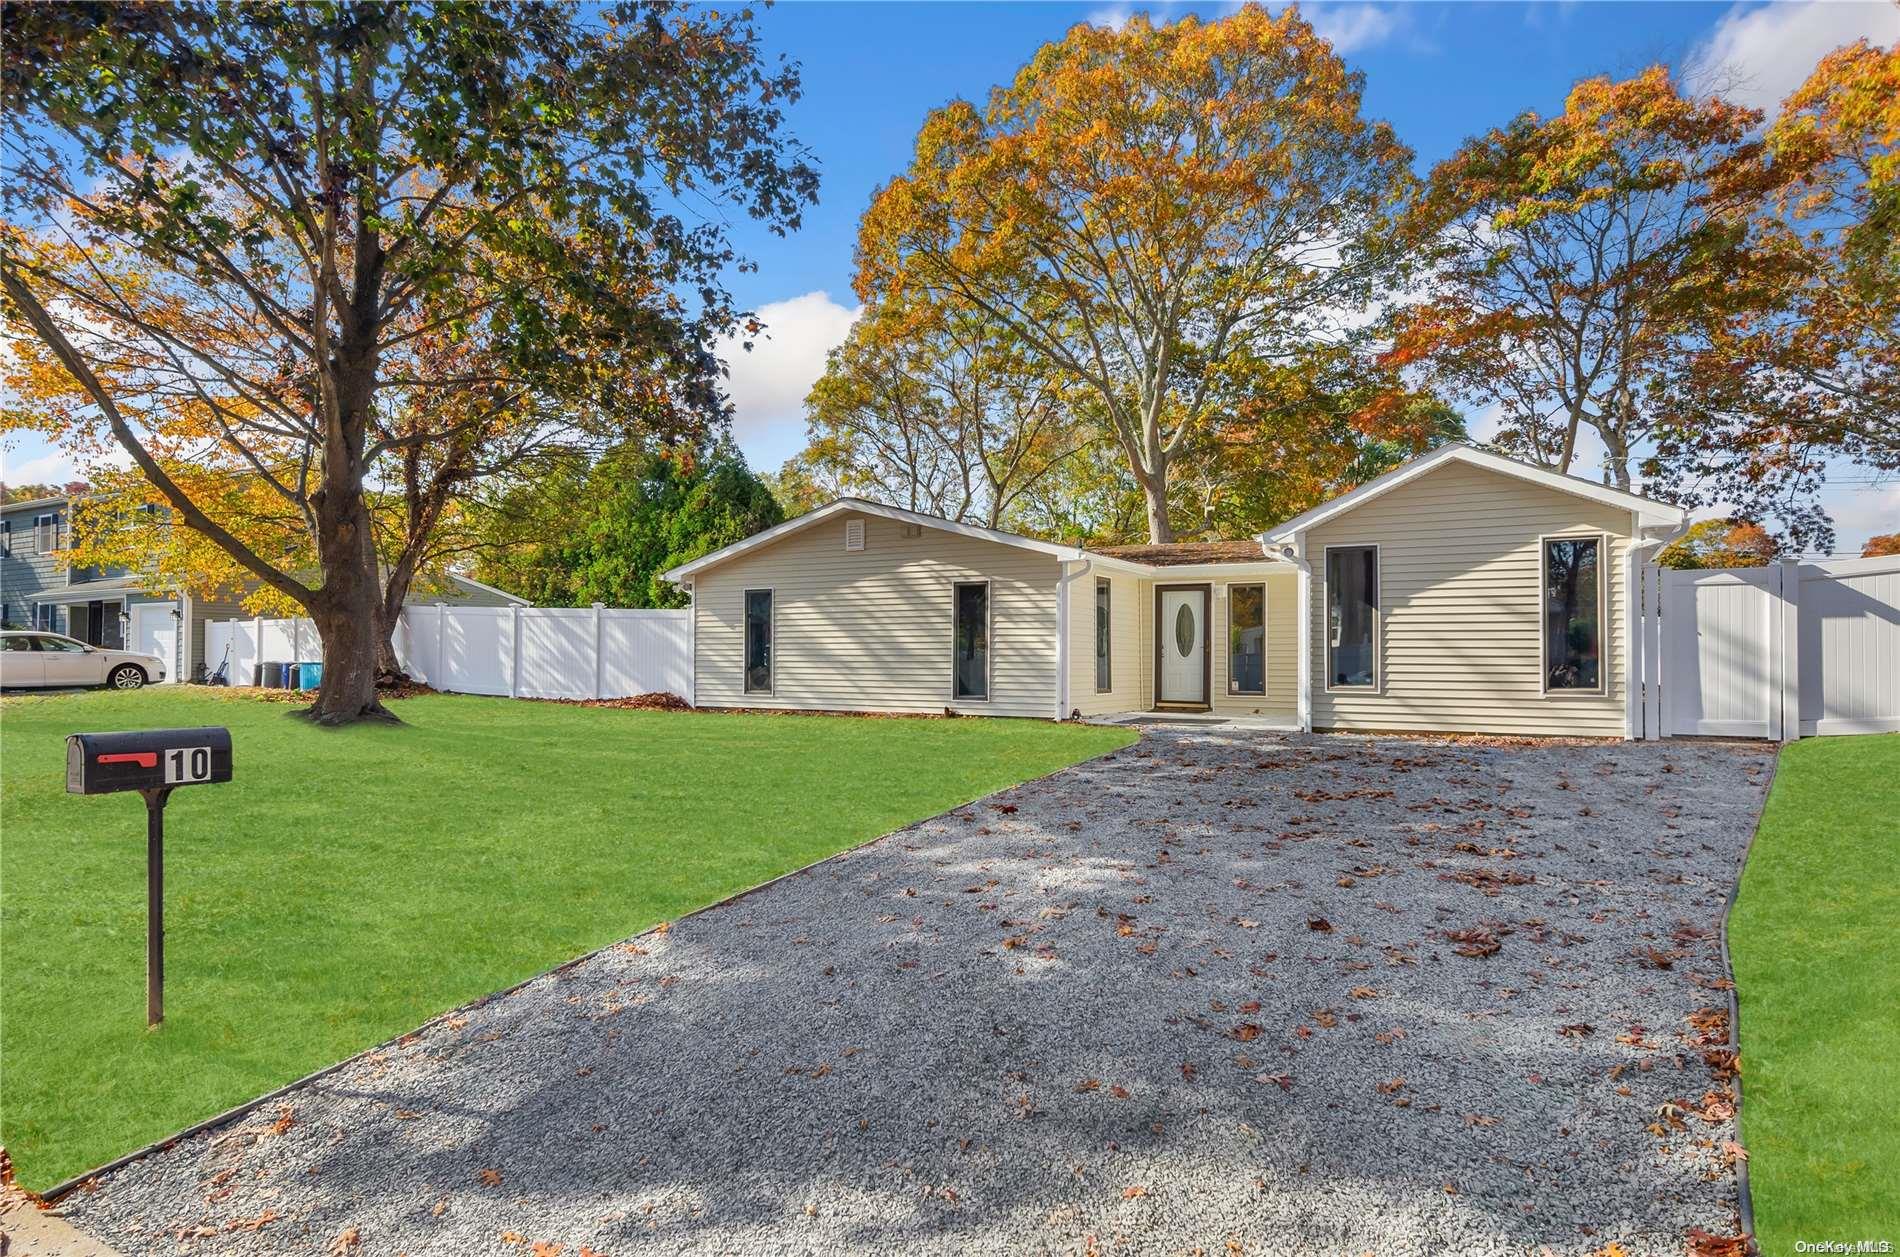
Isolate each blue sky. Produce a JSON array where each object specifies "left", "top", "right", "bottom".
[{"left": 4, "top": 1, "right": 1896, "bottom": 550}]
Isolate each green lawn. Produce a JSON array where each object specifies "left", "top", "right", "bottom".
[
  {"left": 1730, "top": 734, "right": 1899, "bottom": 1254},
  {"left": 0, "top": 688, "right": 1132, "bottom": 1192}
]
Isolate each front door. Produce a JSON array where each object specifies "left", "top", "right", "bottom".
[{"left": 1156, "top": 585, "right": 1209, "bottom": 706}]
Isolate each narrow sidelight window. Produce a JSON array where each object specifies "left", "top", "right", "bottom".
[
  {"left": 954, "top": 581, "right": 989, "bottom": 701},
  {"left": 1325, "top": 546, "right": 1378, "bottom": 689},
  {"left": 1228, "top": 583, "right": 1265, "bottom": 695},
  {"left": 1094, "top": 578, "right": 1112, "bottom": 693},
  {"left": 743, "top": 589, "right": 773, "bottom": 694},
  {"left": 1543, "top": 537, "right": 1603, "bottom": 692}
]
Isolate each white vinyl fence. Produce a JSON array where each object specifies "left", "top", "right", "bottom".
[
  {"left": 1651, "top": 554, "right": 1900, "bottom": 740},
  {"left": 207, "top": 604, "right": 692, "bottom": 701}
]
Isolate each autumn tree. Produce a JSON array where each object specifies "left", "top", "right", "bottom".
[
  {"left": 853, "top": 6, "right": 1417, "bottom": 542},
  {"left": 1648, "top": 38, "right": 1898, "bottom": 546},
  {"left": 1864, "top": 532, "right": 1900, "bottom": 558},
  {"left": 1, "top": 3, "right": 815, "bottom": 723},
  {"left": 1656, "top": 518, "right": 1780, "bottom": 569},
  {"left": 1389, "top": 68, "right": 1768, "bottom": 488},
  {"left": 796, "top": 300, "right": 1094, "bottom": 529}
]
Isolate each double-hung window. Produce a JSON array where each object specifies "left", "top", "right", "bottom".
[
  {"left": 1325, "top": 546, "right": 1378, "bottom": 689},
  {"left": 953, "top": 581, "right": 989, "bottom": 702},
  {"left": 34, "top": 513, "right": 56, "bottom": 553},
  {"left": 1227, "top": 583, "right": 1266, "bottom": 695},
  {"left": 743, "top": 589, "right": 773, "bottom": 694},
  {"left": 1542, "top": 536, "right": 1604, "bottom": 692},
  {"left": 1093, "top": 578, "right": 1111, "bottom": 693}
]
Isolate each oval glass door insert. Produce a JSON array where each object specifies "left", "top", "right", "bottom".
[{"left": 1174, "top": 602, "right": 1195, "bottom": 656}]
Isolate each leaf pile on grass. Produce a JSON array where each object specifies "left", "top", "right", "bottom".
[
  {"left": 533, "top": 692, "right": 692, "bottom": 711},
  {"left": 213, "top": 681, "right": 436, "bottom": 704}
]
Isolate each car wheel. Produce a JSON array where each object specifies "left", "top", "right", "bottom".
[{"left": 109, "top": 664, "right": 148, "bottom": 690}]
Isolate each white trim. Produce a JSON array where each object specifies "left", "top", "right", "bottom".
[
  {"left": 742, "top": 586, "right": 775, "bottom": 697},
  {"left": 1094, "top": 574, "right": 1114, "bottom": 695},
  {"left": 1224, "top": 579, "right": 1268, "bottom": 698},
  {"left": 1536, "top": 532, "right": 1610, "bottom": 698},
  {"left": 1260, "top": 444, "right": 1687, "bottom": 544},
  {"left": 1321, "top": 543, "right": 1381, "bottom": 695},
  {"left": 662, "top": 498, "right": 1093, "bottom": 583},
  {"left": 448, "top": 572, "right": 530, "bottom": 606},
  {"left": 951, "top": 578, "right": 992, "bottom": 704}
]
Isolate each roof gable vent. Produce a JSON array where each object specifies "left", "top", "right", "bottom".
[{"left": 845, "top": 519, "right": 865, "bottom": 552}]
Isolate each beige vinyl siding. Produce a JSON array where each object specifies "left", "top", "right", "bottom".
[
  {"left": 1210, "top": 572, "right": 1299, "bottom": 719},
  {"left": 1067, "top": 569, "right": 1145, "bottom": 716},
  {"left": 1305, "top": 460, "right": 1631, "bottom": 736},
  {"left": 693, "top": 511, "right": 1060, "bottom": 717}
]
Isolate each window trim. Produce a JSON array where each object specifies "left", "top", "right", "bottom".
[
  {"left": 34, "top": 512, "right": 57, "bottom": 553},
  {"left": 1225, "top": 581, "right": 1268, "bottom": 697},
  {"left": 1537, "top": 532, "right": 1609, "bottom": 698},
  {"left": 1, "top": 519, "right": 10, "bottom": 553},
  {"left": 1093, "top": 576, "right": 1112, "bottom": 694},
  {"left": 741, "top": 586, "right": 774, "bottom": 697},
  {"left": 950, "top": 578, "right": 992, "bottom": 704},
  {"left": 1321, "top": 543, "right": 1382, "bottom": 695}
]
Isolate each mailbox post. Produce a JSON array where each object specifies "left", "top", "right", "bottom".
[{"left": 66, "top": 728, "right": 233, "bottom": 1027}]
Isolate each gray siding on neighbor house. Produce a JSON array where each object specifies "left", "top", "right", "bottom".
[
  {"left": 1303, "top": 459, "right": 1634, "bottom": 737},
  {"left": 692, "top": 510, "right": 1062, "bottom": 717},
  {"left": 1, "top": 500, "right": 70, "bottom": 629}
]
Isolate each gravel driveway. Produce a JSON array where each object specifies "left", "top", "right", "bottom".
[{"left": 64, "top": 728, "right": 1773, "bottom": 1256}]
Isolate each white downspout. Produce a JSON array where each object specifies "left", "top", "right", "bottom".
[
  {"left": 1276, "top": 538, "right": 1313, "bottom": 734},
  {"left": 1056, "top": 556, "right": 1092, "bottom": 721}
]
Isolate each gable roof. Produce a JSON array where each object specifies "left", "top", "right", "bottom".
[
  {"left": 660, "top": 497, "right": 1100, "bottom": 583},
  {"left": 1258, "top": 444, "right": 1687, "bottom": 544}
]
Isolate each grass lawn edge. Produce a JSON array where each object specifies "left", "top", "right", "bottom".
[
  {"left": 1715, "top": 743, "right": 1781, "bottom": 1246},
  {"left": 33, "top": 722, "right": 1144, "bottom": 1204}
]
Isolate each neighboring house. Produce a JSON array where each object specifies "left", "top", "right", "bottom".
[
  {"left": 0, "top": 493, "right": 189, "bottom": 676},
  {"left": 0, "top": 491, "right": 527, "bottom": 683},
  {"left": 660, "top": 444, "right": 1688, "bottom": 738}
]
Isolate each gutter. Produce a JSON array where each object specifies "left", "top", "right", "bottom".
[{"left": 1055, "top": 557, "right": 1092, "bottom": 720}]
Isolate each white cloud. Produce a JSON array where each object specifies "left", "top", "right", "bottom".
[
  {"left": 1687, "top": 1, "right": 1900, "bottom": 114},
  {"left": 716, "top": 290, "right": 861, "bottom": 471},
  {"left": 0, "top": 446, "right": 81, "bottom": 487},
  {"left": 1308, "top": 4, "right": 1402, "bottom": 54},
  {"left": 1087, "top": 6, "right": 1135, "bottom": 30},
  {"left": 1817, "top": 479, "right": 1899, "bottom": 556}
]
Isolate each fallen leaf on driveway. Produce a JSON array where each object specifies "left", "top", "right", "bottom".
[
  {"left": 1254, "top": 1073, "right": 1293, "bottom": 1090},
  {"left": 1558, "top": 1023, "right": 1594, "bottom": 1038},
  {"left": 1122, "top": 1185, "right": 1148, "bottom": 1199},
  {"left": 1306, "top": 917, "right": 1333, "bottom": 933},
  {"left": 479, "top": 1168, "right": 503, "bottom": 1187},
  {"left": 327, "top": 1227, "right": 360, "bottom": 1255}
]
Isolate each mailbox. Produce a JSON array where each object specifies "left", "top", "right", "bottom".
[
  {"left": 64, "top": 725, "right": 233, "bottom": 1028},
  {"left": 67, "top": 728, "right": 233, "bottom": 795}
]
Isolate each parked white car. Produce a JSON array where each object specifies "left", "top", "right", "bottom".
[{"left": 0, "top": 631, "right": 167, "bottom": 689}]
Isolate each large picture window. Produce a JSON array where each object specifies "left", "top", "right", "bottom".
[
  {"left": 954, "top": 581, "right": 989, "bottom": 701},
  {"left": 1094, "top": 578, "right": 1112, "bottom": 693},
  {"left": 1228, "top": 583, "right": 1265, "bottom": 695},
  {"left": 743, "top": 589, "right": 773, "bottom": 694},
  {"left": 1542, "top": 536, "right": 1603, "bottom": 692},
  {"left": 1325, "top": 546, "right": 1378, "bottom": 689}
]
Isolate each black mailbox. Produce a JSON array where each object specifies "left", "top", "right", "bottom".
[{"left": 67, "top": 728, "right": 233, "bottom": 795}]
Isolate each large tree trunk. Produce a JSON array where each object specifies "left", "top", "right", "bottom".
[{"left": 303, "top": 488, "right": 396, "bottom": 725}]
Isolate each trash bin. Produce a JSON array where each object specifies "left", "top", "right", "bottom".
[
  {"left": 251, "top": 663, "right": 264, "bottom": 687},
  {"left": 261, "top": 660, "right": 287, "bottom": 688},
  {"left": 298, "top": 661, "right": 323, "bottom": 690}
]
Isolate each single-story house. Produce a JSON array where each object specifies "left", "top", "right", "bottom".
[{"left": 660, "top": 444, "right": 1688, "bottom": 738}]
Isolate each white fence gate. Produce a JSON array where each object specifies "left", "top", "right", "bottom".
[
  {"left": 207, "top": 604, "right": 692, "bottom": 701},
  {"left": 1657, "top": 555, "right": 1900, "bottom": 740}
]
